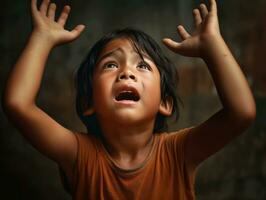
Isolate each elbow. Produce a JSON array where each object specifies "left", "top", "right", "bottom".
[
  {"left": 2, "top": 95, "right": 30, "bottom": 116},
  {"left": 243, "top": 101, "right": 257, "bottom": 123},
  {"left": 235, "top": 103, "right": 257, "bottom": 130},
  {"left": 2, "top": 96, "right": 20, "bottom": 116},
  {"left": 2, "top": 88, "right": 15, "bottom": 110},
  {"left": 225, "top": 102, "right": 257, "bottom": 133},
  {"left": 2, "top": 88, "right": 33, "bottom": 110},
  {"left": 2, "top": 91, "right": 15, "bottom": 111}
]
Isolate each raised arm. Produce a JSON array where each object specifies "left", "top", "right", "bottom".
[
  {"left": 2, "top": 0, "right": 85, "bottom": 176},
  {"left": 163, "top": 0, "right": 256, "bottom": 170}
]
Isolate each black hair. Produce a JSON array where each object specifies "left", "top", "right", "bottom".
[{"left": 75, "top": 27, "right": 182, "bottom": 137}]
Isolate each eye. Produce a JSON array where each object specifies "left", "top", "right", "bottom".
[
  {"left": 137, "top": 61, "right": 151, "bottom": 71},
  {"left": 103, "top": 62, "right": 118, "bottom": 69}
]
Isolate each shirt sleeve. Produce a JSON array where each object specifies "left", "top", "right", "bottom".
[
  {"left": 163, "top": 127, "right": 195, "bottom": 190},
  {"left": 72, "top": 132, "right": 98, "bottom": 192},
  {"left": 164, "top": 127, "right": 193, "bottom": 163}
]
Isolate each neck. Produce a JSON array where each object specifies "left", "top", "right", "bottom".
[{"left": 99, "top": 120, "right": 155, "bottom": 162}]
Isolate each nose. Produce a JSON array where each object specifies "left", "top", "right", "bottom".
[{"left": 118, "top": 69, "right": 137, "bottom": 81}]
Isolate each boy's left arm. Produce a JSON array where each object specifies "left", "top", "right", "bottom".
[{"left": 163, "top": 0, "right": 256, "bottom": 170}]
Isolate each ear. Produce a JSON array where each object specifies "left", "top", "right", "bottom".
[
  {"left": 159, "top": 96, "right": 173, "bottom": 116},
  {"left": 83, "top": 107, "right": 95, "bottom": 116}
]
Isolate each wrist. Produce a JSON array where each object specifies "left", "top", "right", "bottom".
[
  {"left": 29, "top": 31, "right": 55, "bottom": 50},
  {"left": 200, "top": 34, "right": 228, "bottom": 60}
]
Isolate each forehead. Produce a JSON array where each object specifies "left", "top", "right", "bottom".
[
  {"left": 101, "top": 38, "right": 133, "bottom": 54},
  {"left": 97, "top": 38, "right": 151, "bottom": 61}
]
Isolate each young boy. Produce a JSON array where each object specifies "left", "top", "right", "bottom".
[{"left": 2, "top": 0, "right": 256, "bottom": 199}]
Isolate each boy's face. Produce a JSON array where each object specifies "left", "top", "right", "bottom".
[{"left": 91, "top": 38, "right": 163, "bottom": 126}]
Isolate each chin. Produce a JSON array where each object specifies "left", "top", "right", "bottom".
[{"left": 112, "top": 110, "right": 155, "bottom": 126}]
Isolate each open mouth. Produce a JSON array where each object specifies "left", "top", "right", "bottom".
[{"left": 115, "top": 91, "right": 140, "bottom": 102}]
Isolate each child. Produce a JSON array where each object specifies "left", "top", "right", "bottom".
[{"left": 2, "top": 0, "right": 256, "bottom": 199}]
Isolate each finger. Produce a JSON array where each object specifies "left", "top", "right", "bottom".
[
  {"left": 31, "top": 0, "right": 38, "bottom": 14},
  {"left": 40, "top": 0, "right": 50, "bottom": 15},
  {"left": 162, "top": 38, "right": 182, "bottom": 53},
  {"left": 47, "top": 3, "right": 56, "bottom": 20},
  {"left": 199, "top": 4, "right": 208, "bottom": 19},
  {"left": 162, "top": 38, "right": 181, "bottom": 49},
  {"left": 177, "top": 25, "right": 191, "bottom": 40},
  {"left": 209, "top": 0, "right": 217, "bottom": 13},
  {"left": 69, "top": 25, "right": 86, "bottom": 40},
  {"left": 57, "top": 5, "right": 71, "bottom": 27},
  {"left": 193, "top": 9, "right": 202, "bottom": 27}
]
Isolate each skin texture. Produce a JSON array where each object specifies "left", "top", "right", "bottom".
[
  {"left": 2, "top": 0, "right": 256, "bottom": 189},
  {"left": 2, "top": 0, "right": 85, "bottom": 184},
  {"left": 163, "top": 0, "right": 256, "bottom": 173},
  {"left": 91, "top": 38, "right": 172, "bottom": 167}
]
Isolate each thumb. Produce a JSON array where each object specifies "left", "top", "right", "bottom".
[
  {"left": 162, "top": 38, "right": 182, "bottom": 53},
  {"left": 69, "top": 24, "right": 86, "bottom": 41}
]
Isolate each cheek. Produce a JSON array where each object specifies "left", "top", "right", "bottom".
[
  {"left": 93, "top": 84, "right": 106, "bottom": 102},
  {"left": 92, "top": 74, "right": 115, "bottom": 107},
  {"left": 143, "top": 75, "right": 162, "bottom": 105},
  {"left": 92, "top": 77, "right": 106, "bottom": 103}
]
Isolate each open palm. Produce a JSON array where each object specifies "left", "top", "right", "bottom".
[
  {"left": 31, "top": 0, "right": 85, "bottom": 46},
  {"left": 163, "top": 0, "right": 220, "bottom": 58}
]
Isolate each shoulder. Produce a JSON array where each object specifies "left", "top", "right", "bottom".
[
  {"left": 74, "top": 132, "right": 98, "bottom": 146},
  {"left": 71, "top": 132, "right": 97, "bottom": 172},
  {"left": 73, "top": 132, "right": 101, "bottom": 159},
  {"left": 162, "top": 127, "right": 194, "bottom": 143},
  {"left": 156, "top": 127, "right": 194, "bottom": 159},
  {"left": 71, "top": 132, "right": 100, "bottom": 188}
]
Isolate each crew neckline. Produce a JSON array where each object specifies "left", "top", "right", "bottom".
[{"left": 99, "top": 134, "right": 159, "bottom": 175}]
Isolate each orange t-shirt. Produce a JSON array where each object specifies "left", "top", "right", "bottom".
[{"left": 72, "top": 127, "right": 195, "bottom": 200}]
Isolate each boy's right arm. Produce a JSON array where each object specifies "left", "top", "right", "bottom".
[{"left": 2, "top": 0, "right": 85, "bottom": 177}]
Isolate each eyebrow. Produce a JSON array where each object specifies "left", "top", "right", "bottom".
[
  {"left": 97, "top": 48, "right": 123, "bottom": 64},
  {"left": 96, "top": 47, "right": 152, "bottom": 65}
]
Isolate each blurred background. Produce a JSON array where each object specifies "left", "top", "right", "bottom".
[{"left": 0, "top": 0, "right": 265, "bottom": 199}]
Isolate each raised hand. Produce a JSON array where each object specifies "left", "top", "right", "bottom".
[
  {"left": 163, "top": 0, "right": 220, "bottom": 58},
  {"left": 31, "top": 0, "right": 85, "bottom": 47}
]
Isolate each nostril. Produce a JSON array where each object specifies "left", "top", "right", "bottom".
[
  {"left": 129, "top": 75, "right": 135, "bottom": 80},
  {"left": 119, "top": 74, "right": 126, "bottom": 80},
  {"left": 118, "top": 70, "right": 137, "bottom": 81},
  {"left": 118, "top": 74, "right": 136, "bottom": 80}
]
